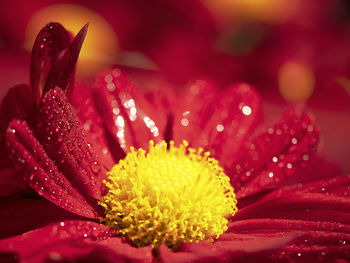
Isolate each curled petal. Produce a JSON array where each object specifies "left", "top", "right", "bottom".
[
  {"left": 6, "top": 119, "right": 101, "bottom": 218},
  {"left": 93, "top": 69, "right": 167, "bottom": 151},
  {"left": 30, "top": 23, "right": 71, "bottom": 105},
  {"left": 43, "top": 24, "right": 88, "bottom": 99},
  {"left": 37, "top": 88, "right": 106, "bottom": 200}
]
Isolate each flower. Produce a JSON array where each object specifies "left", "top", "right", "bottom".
[{"left": 1, "top": 23, "right": 350, "bottom": 262}]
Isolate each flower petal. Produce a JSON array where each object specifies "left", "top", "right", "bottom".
[
  {"left": 0, "top": 198, "right": 83, "bottom": 238},
  {"left": 30, "top": 22, "right": 71, "bottom": 105},
  {"left": 93, "top": 69, "right": 167, "bottom": 151},
  {"left": 0, "top": 220, "right": 114, "bottom": 263},
  {"left": 6, "top": 119, "right": 101, "bottom": 218},
  {"left": 43, "top": 24, "right": 88, "bottom": 100},
  {"left": 200, "top": 83, "right": 262, "bottom": 168},
  {"left": 71, "top": 83, "right": 124, "bottom": 170},
  {"left": 172, "top": 79, "right": 217, "bottom": 146},
  {"left": 37, "top": 88, "right": 106, "bottom": 200},
  {"left": 233, "top": 109, "right": 319, "bottom": 199}
]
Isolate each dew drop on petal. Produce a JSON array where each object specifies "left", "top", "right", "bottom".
[
  {"left": 216, "top": 124, "right": 224, "bottom": 132},
  {"left": 242, "top": 105, "right": 252, "bottom": 116},
  {"left": 91, "top": 161, "right": 100, "bottom": 174}
]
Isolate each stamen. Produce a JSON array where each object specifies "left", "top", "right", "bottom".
[{"left": 100, "top": 140, "right": 237, "bottom": 250}]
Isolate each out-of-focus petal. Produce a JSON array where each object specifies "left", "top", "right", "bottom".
[
  {"left": 172, "top": 79, "right": 217, "bottom": 146},
  {"left": 0, "top": 198, "right": 83, "bottom": 238},
  {"left": 233, "top": 109, "right": 319, "bottom": 199},
  {"left": 71, "top": 83, "right": 124, "bottom": 170},
  {"left": 37, "top": 88, "right": 106, "bottom": 200},
  {"left": 30, "top": 23, "right": 71, "bottom": 106},
  {"left": 0, "top": 168, "right": 27, "bottom": 197},
  {"left": 0, "top": 220, "right": 114, "bottom": 263},
  {"left": 6, "top": 119, "right": 101, "bottom": 219},
  {"left": 93, "top": 69, "right": 167, "bottom": 151}
]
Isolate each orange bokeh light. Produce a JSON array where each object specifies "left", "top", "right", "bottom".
[
  {"left": 202, "top": 0, "right": 300, "bottom": 24},
  {"left": 278, "top": 62, "right": 315, "bottom": 104},
  {"left": 26, "top": 4, "right": 119, "bottom": 77}
]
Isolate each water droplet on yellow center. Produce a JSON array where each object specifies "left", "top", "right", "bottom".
[{"left": 100, "top": 140, "right": 237, "bottom": 250}]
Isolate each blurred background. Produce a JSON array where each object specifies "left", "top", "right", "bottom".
[{"left": 0, "top": 0, "right": 350, "bottom": 172}]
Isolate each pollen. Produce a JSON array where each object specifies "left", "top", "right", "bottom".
[{"left": 100, "top": 140, "right": 237, "bottom": 250}]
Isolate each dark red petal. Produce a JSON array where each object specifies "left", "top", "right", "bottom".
[
  {"left": 0, "top": 84, "right": 35, "bottom": 133},
  {"left": 0, "top": 168, "right": 27, "bottom": 197},
  {"left": 0, "top": 84, "right": 35, "bottom": 196},
  {"left": 71, "top": 83, "right": 124, "bottom": 169},
  {"left": 0, "top": 220, "right": 114, "bottom": 263},
  {"left": 43, "top": 24, "right": 88, "bottom": 99},
  {"left": 6, "top": 119, "right": 101, "bottom": 218},
  {"left": 93, "top": 69, "right": 167, "bottom": 151},
  {"left": 0, "top": 198, "right": 83, "bottom": 238},
  {"left": 172, "top": 79, "right": 217, "bottom": 146},
  {"left": 201, "top": 83, "right": 262, "bottom": 168},
  {"left": 233, "top": 109, "right": 319, "bottom": 199},
  {"left": 30, "top": 23, "right": 71, "bottom": 105},
  {"left": 37, "top": 88, "right": 106, "bottom": 201}
]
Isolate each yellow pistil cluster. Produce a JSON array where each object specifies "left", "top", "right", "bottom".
[{"left": 100, "top": 141, "right": 237, "bottom": 250}]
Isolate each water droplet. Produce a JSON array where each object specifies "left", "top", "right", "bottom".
[
  {"left": 181, "top": 118, "right": 189, "bottom": 127},
  {"left": 242, "top": 105, "right": 252, "bottom": 116},
  {"left": 91, "top": 161, "right": 100, "bottom": 174},
  {"left": 216, "top": 124, "right": 224, "bottom": 132}
]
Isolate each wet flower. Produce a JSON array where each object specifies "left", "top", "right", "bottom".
[{"left": 1, "top": 23, "right": 350, "bottom": 262}]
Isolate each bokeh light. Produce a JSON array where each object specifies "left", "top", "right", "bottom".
[
  {"left": 202, "top": 0, "right": 300, "bottom": 24},
  {"left": 25, "top": 4, "right": 119, "bottom": 77},
  {"left": 278, "top": 62, "right": 315, "bottom": 104}
]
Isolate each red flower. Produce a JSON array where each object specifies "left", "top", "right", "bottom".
[{"left": 1, "top": 23, "right": 350, "bottom": 262}]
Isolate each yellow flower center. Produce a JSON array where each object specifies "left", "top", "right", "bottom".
[{"left": 100, "top": 141, "right": 237, "bottom": 250}]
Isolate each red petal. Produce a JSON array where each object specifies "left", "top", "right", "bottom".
[
  {"left": 30, "top": 23, "right": 71, "bottom": 105},
  {"left": 235, "top": 192, "right": 350, "bottom": 224},
  {"left": 172, "top": 79, "right": 217, "bottom": 147},
  {"left": 0, "top": 168, "right": 27, "bottom": 197},
  {"left": 93, "top": 69, "right": 167, "bottom": 151},
  {"left": 43, "top": 24, "right": 88, "bottom": 99},
  {"left": 37, "top": 88, "right": 106, "bottom": 200},
  {"left": 0, "top": 198, "right": 83, "bottom": 238},
  {"left": 6, "top": 119, "right": 101, "bottom": 218},
  {"left": 0, "top": 84, "right": 35, "bottom": 196},
  {"left": 71, "top": 83, "right": 124, "bottom": 170},
  {"left": 0, "top": 84, "right": 35, "bottom": 133},
  {"left": 233, "top": 109, "right": 319, "bottom": 199},
  {"left": 201, "top": 83, "right": 262, "bottom": 168},
  {"left": 0, "top": 220, "right": 114, "bottom": 263}
]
